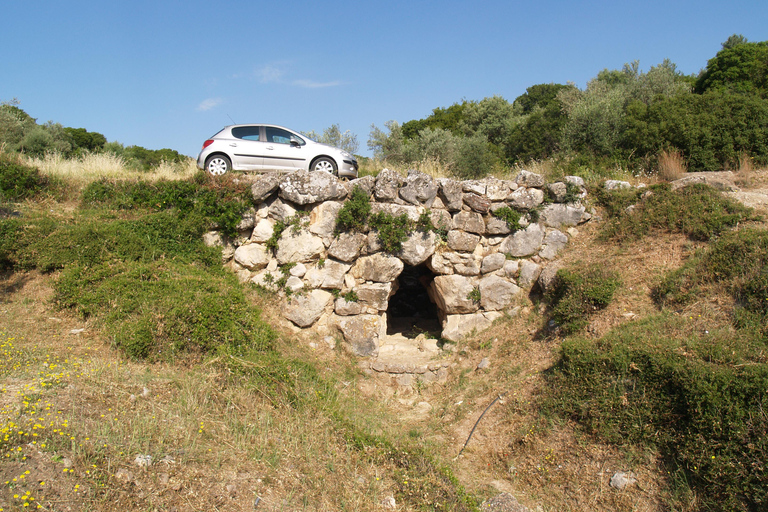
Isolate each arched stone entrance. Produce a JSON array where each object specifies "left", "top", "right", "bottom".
[{"left": 386, "top": 263, "right": 441, "bottom": 338}]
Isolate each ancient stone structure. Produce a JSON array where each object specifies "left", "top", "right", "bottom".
[{"left": 203, "top": 169, "right": 591, "bottom": 357}]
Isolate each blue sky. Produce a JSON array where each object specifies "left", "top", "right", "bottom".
[{"left": 3, "top": 0, "right": 766, "bottom": 158}]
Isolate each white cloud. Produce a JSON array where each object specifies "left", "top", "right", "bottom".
[
  {"left": 255, "top": 63, "right": 287, "bottom": 83},
  {"left": 197, "top": 97, "right": 223, "bottom": 111},
  {"left": 292, "top": 79, "right": 343, "bottom": 89}
]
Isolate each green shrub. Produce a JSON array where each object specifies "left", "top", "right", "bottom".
[
  {"left": 81, "top": 176, "right": 252, "bottom": 237},
  {"left": 654, "top": 228, "right": 768, "bottom": 338},
  {"left": 545, "top": 315, "right": 768, "bottom": 511},
  {"left": 599, "top": 183, "right": 757, "bottom": 242},
  {"left": 491, "top": 206, "right": 523, "bottom": 231},
  {"left": 0, "top": 157, "right": 49, "bottom": 201},
  {"left": 370, "top": 212, "right": 411, "bottom": 253},
  {"left": 335, "top": 186, "right": 371, "bottom": 233},
  {"left": 54, "top": 260, "right": 274, "bottom": 360},
  {"left": 545, "top": 263, "right": 620, "bottom": 334}
]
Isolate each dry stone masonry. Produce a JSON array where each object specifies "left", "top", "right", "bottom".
[{"left": 203, "top": 169, "right": 591, "bottom": 357}]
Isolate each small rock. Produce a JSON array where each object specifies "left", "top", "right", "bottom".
[
  {"left": 226, "top": 483, "right": 237, "bottom": 496},
  {"left": 477, "top": 357, "right": 490, "bottom": 370},
  {"left": 610, "top": 471, "right": 637, "bottom": 490},
  {"left": 381, "top": 496, "right": 397, "bottom": 510},
  {"left": 115, "top": 468, "right": 133, "bottom": 483},
  {"left": 141, "top": 387, "right": 150, "bottom": 398},
  {"left": 481, "top": 492, "right": 530, "bottom": 511},
  {"left": 134, "top": 454, "right": 153, "bottom": 468},
  {"left": 69, "top": 328, "right": 85, "bottom": 335}
]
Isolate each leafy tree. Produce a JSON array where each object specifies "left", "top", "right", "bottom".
[
  {"left": 458, "top": 95, "right": 516, "bottom": 147},
  {"left": 695, "top": 40, "right": 768, "bottom": 97},
  {"left": 721, "top": 33, "right": 748, "bottom": 50},
  {"left": 0, "top": 100, "right": 36, "bottom": 152},
  {"left": 64, "top": 127, "right": 107, "bottom": 153},
  {"left": 512, "top": 83, "right": 574, "bottom": 114},
  {"left": 401, "top": 102, "right": 468, "bottom": 139},
  {"left": 303, "top": 124, "right": 359, "bottom": 154},
  {"left": 367, "top": 120, "right": 406, "bottom": 162}
]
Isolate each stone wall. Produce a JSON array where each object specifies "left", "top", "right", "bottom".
[{"left": 203, "top": 168, "right": 591, "bottom": 357}]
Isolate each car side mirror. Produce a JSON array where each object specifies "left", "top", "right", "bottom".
[{"left": 290, "top": 139, "right": 301, "bottom": 147}]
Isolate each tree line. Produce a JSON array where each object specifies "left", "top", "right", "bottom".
[
  {"left": 368, "top": 35, "right": 768, "bottom": 178},
  {"left": 0, "top": 99, "right": 187, "bottom": 170}
]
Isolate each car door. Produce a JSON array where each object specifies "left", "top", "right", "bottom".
[
  {"left": 262, "top": 126, "right": 309, "bottom": 170},
  {"left": 229, "top": 125, "right": 264, "bottom": 170}
]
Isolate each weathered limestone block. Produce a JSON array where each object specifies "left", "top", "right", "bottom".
[
  {"left": 236, "top": 207, "right": 256, "bottom": 231},
  {"left": 371, "top": 202, "right": 421, "bottom": 221},
  {"left": 309, "top": 201, "right": 342, "bottom": 237},
  {"left": 447, "top": 230, "right": 480, "bottom": 252},
  {"left": 481, "top": 252, "right": 506, "bottom": 274},
  {"left": 250, "top": 269, "right": 279, "bottom": 291},
  {"left": 518, "top": 260, "right": 542, "bottom": 290},
  {"left": 398, "top": 230, "right": 438, "bottom": 266},
  {"left": 399, "top": 169, "right": 438, "bottom": 206},
  {"left": 509, "top": 187, "right": 545, "bottom": 210},
  {"left": 335, "top": 297, "right": 363, "bottom": 316},
  {"left": 516, "top": 170, "right": 545, "bottom": 188},
  {"left": 284, "top": 289, "right": 333, "bottom": 328},
  {"left": 289, "top": 262, "right": 307, "bottom": 277},
  {"left": 268, "top": 198, "right": 298, "bottom": 223},
  {"left": 441, "top": 311, "right": 503, "bottom": 342},
  {"left": 304, "top": 260, "right": 351, "bottom": 289},
  {"left": 485, "top": 215, "right": 512, "bottom": 235},
  {"left": 547, "top": 182, "right": 568, "bottom": 203},
  {"left": 604, "top": 180, "right": 632, "bottom": 190},
  {"left": 344, "top": 175, "right": 376, "bottom": 196},
  {"left": 356, "top": 282, "right": 393, "bottom": 312},
  {"left": 275, "top": 230, "right": 325, "bottom": 264},
  {"left": 500, "top": 223, "right": 545, "bottom": 258},
  {"left": 251, "top": 218, "right": 275, "bottom": 243},
  {"left": 336, "top": 314, "right": 382, "bottom": 357},
  {"left": 427, "top": 251, "right": 454, "bottom": 275},
  {"left": 234, "top": 243, "right": 271, "bottom": 270},
  {"left": 374, "top": 168, "right": 403, "bottom": 201},
  {"left": 328, "top": 232, "right": 367, "bottom": 262},
  {"left": 278, "top": 170, "right": 348, "bottom": 205},
  {"left": 462, "top": 180, "right": 486, "bottom": 195},
  {"left": 502, "top": 259, "right": 520, "bottom": 279},
  {"left": 436, "top": 178, "right": 464, "bottom": 211},
  {"left": 452, "top": 211, "right": 485, "bottom": 234},
  {"left": 539, "top": 229, "right": 569, "bottom": 260},
  {"left": 431, "top": 275, "right": 479, "bottom": 314},
  {"left": 429, "top": 209, "right": 452, "bottom": 232},
  {"left": 540, "top": 203, "right": 591, "bottom": 228},
  {"left": 463, "top": 192, "right": 492, "bottom": 213},
  {"left": 251, "top": 173, "right": 282, "bottom": 202},
  {"left": 537, "top": 262, "right": 564, "bottom": 294},
  {"left": 285, "top": 276, "right": 304, "bottom": 293},
  {"left": 479, "top": 275, "right": 521, "bottom": 311},
  {"left": 351, "top": 254, "right": 404, "bottom": 283},
  {"left": 485, "top": 178, "right": 514, "bottom": 200}
]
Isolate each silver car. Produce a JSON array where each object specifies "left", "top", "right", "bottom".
[{"left": 197, "top": 124, "right": 358, "bottom": 179}]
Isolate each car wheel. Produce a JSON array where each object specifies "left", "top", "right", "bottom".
[
  {"left": 312, "top": 157, "right": 337, "bottom": 175},
  {"left": 205, "top": 155, "right": 231, "bottom": 176}
]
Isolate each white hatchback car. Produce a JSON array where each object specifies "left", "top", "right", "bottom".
[{"left": 197, "top": 124, "right": 358, "bottom": 179}]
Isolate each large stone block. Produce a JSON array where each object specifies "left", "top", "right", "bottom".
[
  {"left": 500, "top": 223, "right": 545, "bottom": 258},
  {"left": 278, "top": 170, "right": 348, "bottom": 205},
  {"left": 351, "top": 254, "right": 404, "bottom": 283},
  {"left": 233, "top": 243, "right": 271, "bottom": 270},
  {"left": 336, "top": 314, "right": 382, "bottom": 356},
  {"left": 276, "top": 230, "right": 325, "bottom": 264},
  {"left": 328, "top": 232, "right": 367, "bottom": 262},
  {"left": 441, "top": 312, "right": 502, "bottom": 342},
  {"left": 398, "top": 230, "right": 437, "bottom": 266},
  {"left": 399, "top": 169, "right": 438, "bottom": 206},
  {"left": 431, "top": 275, "right": 478, "bottom": 314},
  {"left": 452, "top": 211, "right": 485, "bottom": 235},
  {"left": 284, "top": 289, "right": 333, "bottom": 328},
  {"left": 479, "top": 275, "right": 521, "bottom": 311}
]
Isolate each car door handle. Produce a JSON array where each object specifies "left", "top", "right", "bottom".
[
  {"left": 266, "top": 146, "right": 274, "bottom": 150},
  {"left": 229, "top": 143, "right": 237, "bottom": 147}
]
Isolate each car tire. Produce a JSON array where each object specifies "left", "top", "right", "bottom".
[
  {"left": 311, "top": 157, "right": 337, "bottom": 175},
  {"left": 205, "top": 155, "right": 231, "bottom": 176}
]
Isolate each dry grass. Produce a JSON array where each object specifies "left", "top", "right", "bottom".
[
  {"left": 657, "top": 150, "right": 687, "bottom": 182},
  {"left": 23, "top": 152, "right": 198, "bottom": 187}
]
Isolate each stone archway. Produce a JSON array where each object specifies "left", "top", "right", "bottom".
[{"left": 386, "top": 263, "right": 441, "bottom": 338}]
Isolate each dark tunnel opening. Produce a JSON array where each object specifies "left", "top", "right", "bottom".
[{"left": 386, "top": 263, "right": 441, "bottom": 338}]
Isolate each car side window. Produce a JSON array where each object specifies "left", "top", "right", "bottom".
[
  {"left": 232, "top": 126, "right": 261, "bottom": 141},
  {"left": 266, "top": 127, "right": 304, "bottom": 145}
]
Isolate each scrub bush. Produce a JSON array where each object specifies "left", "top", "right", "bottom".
[{"left": 544, "top": 263, "right": 620, "bottom": 334}]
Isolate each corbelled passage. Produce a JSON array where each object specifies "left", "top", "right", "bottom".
[{"left": 203, "top": 168, "right": 591, "bottom": 357}]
